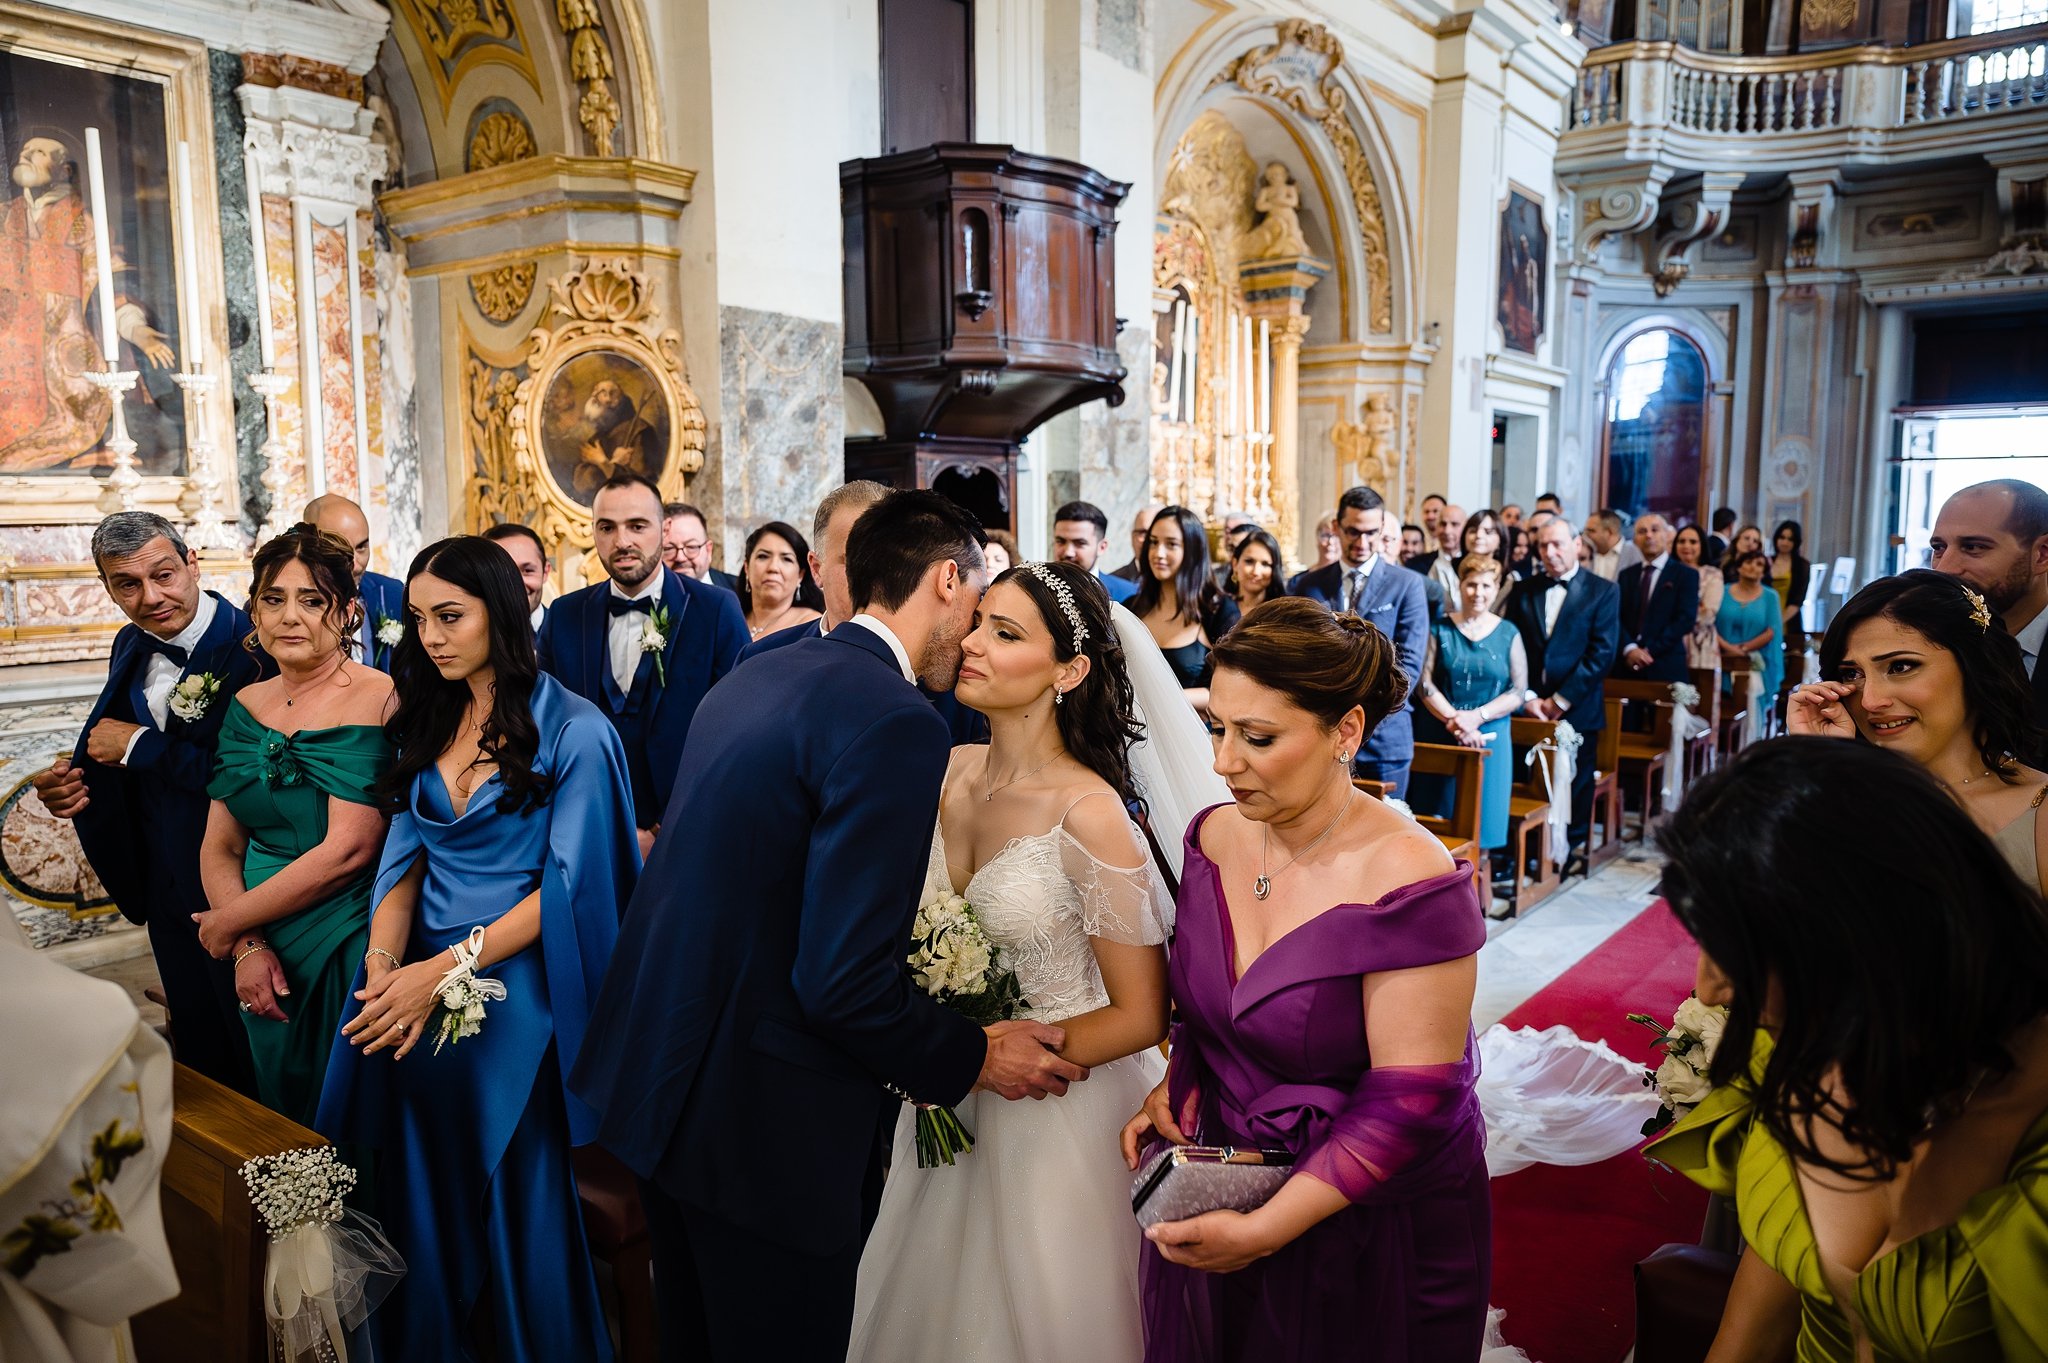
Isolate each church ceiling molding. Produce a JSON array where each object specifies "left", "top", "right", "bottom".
[
  {"left": 387, "top": 0, "right": 541, "bottom": 115},
  {"left": 555, "top": 0, "right": 621, "bottom": 157},
  {"left": 1203, "top": 20, "right": 1394, "bottom": 335}
]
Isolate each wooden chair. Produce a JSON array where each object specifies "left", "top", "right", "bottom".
[
  {"left": 1603, "top": 679, "right": 1678, "bottom": 840},
  {"left": 1505, "top": 717, "right": 1561, "bottom": 914},
  {"left": 133, "top": 1065, "right": 326, "bottom": 1363},
  {"left": 1406, "top": 742, "right": 1488, "bottom": 900},
  {"left": 1589, "top": 699, "right": 1625, "bottom": 869}
]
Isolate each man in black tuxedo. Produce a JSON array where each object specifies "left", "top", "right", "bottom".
[
  {"left": 571, "top": 491, "right": 1081, "bottom": 1363},
  {"left": 539, "top": 474, "right": 748, "bottom": 855},
  {"left": 1931, "top": 479, "right": 2048, "bottom": 734},
  {"left": 306, "top": 494, "right": 405, "bottom": 671},
  {"left": 1612, "top": 513, "right": 1700, "bottom": 684},
  {"left": 1506, "top": 516, "right": 1621, "bottom": 872},
  {"left": 33, "top": 512, "right": 267, "bottom": 1093},
  {"left": 482, "top": 521, "right": 551, "bottom": 636}
]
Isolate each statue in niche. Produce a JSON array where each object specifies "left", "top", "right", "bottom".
[
  {"left": 1241, "top": 162, "right": 1310, "bottom": 260},
  {"left": 1333, "top": 393, "right": 1397, "bottom": 491}
]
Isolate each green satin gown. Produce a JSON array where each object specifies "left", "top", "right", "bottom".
[
  {"left": 208, "top": 701, "right": 392, "bottom": 1129},
  {"left": 1647, "top": 1031, "right": 2048, "bottom": 1362}
]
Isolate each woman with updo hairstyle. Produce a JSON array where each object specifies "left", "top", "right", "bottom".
[
  {"left": 1124, "top": 597, "right": 1491, "bottom": 1362},
  {"left": 1790, "top": 568, "right": 2048, "bottom": 893},
  {"left": 852, "top": 558, "right": 1175, "bottom": 1362},
  {"left": 195, "top": 523, "right": 395, "bottom": 1127}
]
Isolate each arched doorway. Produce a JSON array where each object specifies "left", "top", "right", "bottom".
[{"left": 1600, "top": 328, "right": 1709, "bottom": 529}]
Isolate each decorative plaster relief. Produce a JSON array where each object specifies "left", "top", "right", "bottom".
[
  {"left": 387, "top": 0, "right": 538, "bottom": 114},
  {"left": 471, "top": 263, "right": 540, "bottom": 323},
  {"left": 1855, "top": 201, "right": 1980, "bottom": 249},
  {"left": 466, "top": 103, "right": 538, "bottom": 171},
  {"left": 557, "top": 0, "right": 622, "bottom": 156}
]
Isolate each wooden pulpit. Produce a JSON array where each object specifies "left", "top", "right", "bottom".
[
  {"left": 841, "top": 144, "right": 1130, "bottom": 530},
  {"left": 132, "top": 1064, "right": 327, "bottom": 1363}
]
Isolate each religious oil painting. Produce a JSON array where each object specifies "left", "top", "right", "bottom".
[
  {"left": 0, "top": 45, "right": 187, "bottom": 476},
  {"left": 1497, "top": 188, "right": 1548, "bottom": 356},
  {"left": 537, "top": 348, "right": 674, "bottom": 508}
]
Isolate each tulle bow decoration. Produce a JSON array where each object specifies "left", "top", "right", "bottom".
[
  {"left": 1522, "top": 721, "right": 1580, "bottom": 867},
  {"left": 242, "top": 1147, "right": 403, "bottom": 1362}
]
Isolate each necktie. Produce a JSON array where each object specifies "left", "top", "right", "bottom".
[
  {"left": 609, "top": 596, "right": 654, "bottom": 617},
  {"left": 1639, "top": 566, "right": 1656, "bottom": 617},
  {"left": 138, "top": 634, "right": 189, "bottom": 667},
  {"left": 1342, "top": 568, "right": 1364, "bottom": 613}
]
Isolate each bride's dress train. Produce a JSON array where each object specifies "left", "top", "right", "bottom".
[{"left": 847, "top": 803, "right": 1170, "bottom": 1363}]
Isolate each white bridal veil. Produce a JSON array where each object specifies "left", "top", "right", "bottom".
[{"left": 1110, "top": 602, "right": 1232, "bottom": 885}]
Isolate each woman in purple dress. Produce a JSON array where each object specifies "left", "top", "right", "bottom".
[{"left": 1122, "top": 598, "right": 1491, "bottom": 1362}]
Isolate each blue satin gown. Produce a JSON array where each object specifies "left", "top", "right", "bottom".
[{"left": 317, "top": 675, "right": 640, "bottom": 1362}]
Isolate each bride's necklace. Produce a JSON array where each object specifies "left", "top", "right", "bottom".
[
  {"left": 1256, "top": 790, "right": 1352, "bottom": 900},
  {"left": 983, "top": 751, "right": 1062, "bottom": 802}
]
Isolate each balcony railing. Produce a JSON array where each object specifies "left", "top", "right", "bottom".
[{"left": 1565, "top": 23, "right": 2048, "bottom": 162}]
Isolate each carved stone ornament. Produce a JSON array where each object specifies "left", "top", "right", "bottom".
[
  {"left": 243, "top": 108, "right": 388, "bottom": 210},
  {"left": 485, "top": 256, "right": 703, "bottom": 551},
  {"left": 1332, "top": 392, "right": 1397, "bottom": 492},
  {"left": 470, "top": 262, "right": 539, "bottom": 322},
  {"left": 1207, "top": 20, "right": 1393, "bottom": 333},
  {"left": 468, "top": 110, "right": 537, "bottom": 171},
  {"left": 1570, "top": 165, "right": 1676, "bottom": 265},
  {"left": 557, "top": 0, "right": 622, "bottom": 156},
  {"left": 1161, "top": 111, "right": 1258, "bottom": 267},
  {"left": 1650, "top": 172, "right": 1741, "bottom": 296},
  {"left": 388, "top": 0, "right": 538, "bottom": 114}
]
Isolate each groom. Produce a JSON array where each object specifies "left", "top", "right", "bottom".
[{"left": 572, "top": 489, "right": 1085, "bottom": 1363}]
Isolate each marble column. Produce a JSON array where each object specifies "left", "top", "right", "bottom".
[{"left": 1240, "top": 254, "right": 1330, "bottom": 560}]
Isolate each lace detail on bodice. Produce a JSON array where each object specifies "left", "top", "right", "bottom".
[{"left": 924, "top": 820, "right": 1172, "bottom": 1026}]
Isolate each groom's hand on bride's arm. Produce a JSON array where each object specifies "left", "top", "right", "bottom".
[{"left": 975, "top": 1019, "right": 1088, "bottom": 1100}]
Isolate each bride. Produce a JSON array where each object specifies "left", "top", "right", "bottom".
[{"left": 848, "top": 560, "right": 1211, "bottom": 1363}]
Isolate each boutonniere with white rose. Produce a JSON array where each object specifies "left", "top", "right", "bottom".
[
  {"left": 642, "top": 602, "right": 673, "bottom": 686},
  {"left": 1627, "top": 996, "right": 1729, "bottom": 1134},
  {"left": 374, "top": 613, "right": 404, "bottom": 655},
  {"left": 167, "top": 672, "right": 223, "bottom": 723}
]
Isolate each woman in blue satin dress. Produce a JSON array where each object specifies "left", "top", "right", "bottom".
[{"left": 317, "top": 535, "right": 639, "bottom": 1362}]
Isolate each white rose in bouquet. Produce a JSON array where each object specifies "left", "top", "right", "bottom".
[{"left": 1654, "top": 1052, "right": 1715, "bottom": 1108}]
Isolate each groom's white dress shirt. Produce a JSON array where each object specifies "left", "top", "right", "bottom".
[
  {"left": 849, "top": 614, "right": 916, "bottom": 684},
  {"left": 606, "top": 573, "right": 664, "bottom": 695},
  {"left": 120, "top": 591, "right": 218, "bottom": 764}
]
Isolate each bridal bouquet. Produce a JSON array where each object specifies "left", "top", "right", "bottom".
[
  {"left": 906, "top": 890, "right": 1027, "bottom": 1167},
  {"left": 1626, "top": 997, "right": 1729, "bottom": 1134}
]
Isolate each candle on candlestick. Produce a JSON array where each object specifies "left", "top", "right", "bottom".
[
  {"left": 1258, "top": 319, "right": 1272, "bottom": 439},
  {"left": 244, "top": 149, "right": 276, "bottom": 367},
  {"left": 1165, "top": 299, "right": 1186, "bottom": 424},
  {"left": 83, "top": 128, "right": 119, "bottom": 363},
  {"left": 1183, "top": 311, "right": 1198, "bottom": 426},
  {"left": 176, "top": 141, "right": 203, "bottom": 370}
]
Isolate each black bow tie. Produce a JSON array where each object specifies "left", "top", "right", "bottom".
[
  {"left": 608, "top": 596, "right": 654, "bottom": 617},
  {"left": 139, "top": 634, "right": 189, "bottom": 666},
  {"left": 1540, "top": 576, "right": 1568, "bottom": 592}
]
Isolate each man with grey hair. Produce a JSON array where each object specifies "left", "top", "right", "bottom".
[
  {"left": 1614, "top": 512, "right": 1699, "bottom": 683},
  {"left": 32, "top": 511, "right": 268, "bottom": 1094},
  {"left": 304, "top": 493, "right": 405, "bottom": 671}
]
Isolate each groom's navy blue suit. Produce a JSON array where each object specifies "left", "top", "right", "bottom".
[
  {"left": 72, "top": 591, "right": 268, "bottom": 1094},
  {"left": 571, "top": 620, "right": 987, "bottom": 1362}
]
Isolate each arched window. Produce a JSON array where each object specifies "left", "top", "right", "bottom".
[{"left": 1601, "top": 328, "right": 1708, "bottom": 528}]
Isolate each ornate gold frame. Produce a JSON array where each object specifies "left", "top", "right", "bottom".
[{"left": 0, "top": 2, "right": 234, "bottom": 526}]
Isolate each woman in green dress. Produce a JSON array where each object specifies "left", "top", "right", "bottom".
[
  {"left": 194, "top": 524, "right": 394, "bottom": 1126},
  {"left": 1648, "top": 738, "right": 2048, "bottom": 1362}
]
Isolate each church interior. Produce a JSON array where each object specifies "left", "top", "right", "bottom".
[{"left": 2, "top": 0, "right": 2046, "bottom": 1359}]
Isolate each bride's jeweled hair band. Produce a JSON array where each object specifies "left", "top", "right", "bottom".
[{"left": 1023, "top": 561, "right": 1089, "bottom": 656}]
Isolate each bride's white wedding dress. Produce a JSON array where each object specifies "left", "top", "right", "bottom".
[{"left": 847, "top": 795, "right": 1171, "bottom": 1363}]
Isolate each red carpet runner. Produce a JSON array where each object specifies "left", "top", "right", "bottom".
[{"left": 1488, "top": 900, "right": 1709, "bottom": 1363}]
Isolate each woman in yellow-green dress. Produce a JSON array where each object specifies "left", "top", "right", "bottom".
[{"left": 1647, "top": 737, "right": 2048, "bottom": 1362}]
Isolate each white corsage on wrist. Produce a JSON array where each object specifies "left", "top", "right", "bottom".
[
  {"left": 431, "top": 925, "right": 506, "bottom": 1054},
  {"left": 167, "top": 672, "right": 222, "bottom": 722}
]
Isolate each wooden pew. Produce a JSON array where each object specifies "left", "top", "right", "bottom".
[
  {"left": 133, "top": 1064, "right": 326, "bottom": 1363},
  {"left": 1603, "top": 679, "right": 1679, "bottom": 840},
  {"left": 1506, "top": 718, "right": 1560, "bottom": 913},
  {"left": 1405, "top": 742, "right": 1487, "bottom": 901},
  {"left": 1685, "top": 665, "right": 1722, "bottom": 783},
  {"left": 1590, "top": 699, "right": 1625, "bottom": 870}
]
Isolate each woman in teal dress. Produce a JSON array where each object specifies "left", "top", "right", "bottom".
[
  {"left": 318, "top": 536, "right": 637, "bottom": 1362},
  {"left": 195, "top": 525, "right": 394, "bottom": 1127},
  {"left": 1715, "top": 548, "right": 1783, "bottom": 738},
  {"left": 1648, "top": 739, "right": 2048, "bottom": 1361},
  {"left": 1411, "top": 553, "right": 1527, "bottom": 863}
]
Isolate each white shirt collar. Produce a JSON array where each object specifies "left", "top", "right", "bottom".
[
  {"left": 1555, "top": 565, "right": 1581, "bottom": 585},
  {"left": 1646, "top": 552, "right": 1670, "bottom": 572},
  {"left": 1347, "top": 554, "right": 1376, "bottom": 579},
  {"left": 161, "top": 591, "right": 217, "bottom": 654},
  {"left": 848, "top": 613, "right": 916, "bottom": 684},
  {"left": 530, "top": 603, "right": 546, "bottom": 631},
  {"left": 2014, "top": 601, "right": 2048, "bottom": 664},
  {"left": 609, "top": 570, "right": 665, "bottom": 604}
]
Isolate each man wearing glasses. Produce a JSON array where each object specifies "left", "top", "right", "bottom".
[
  {"left": 663, "top": 502, "right": 740, "bottom": 594},
  {"left": 1293, "top": 485, "right": 1428, "bottom": 796}
]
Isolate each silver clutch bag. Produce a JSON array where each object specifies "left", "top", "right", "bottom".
[{"left": 1130, "top": 1145, "right": 1294, "bottom": 1229}]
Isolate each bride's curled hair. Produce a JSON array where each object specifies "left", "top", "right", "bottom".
[{"left": 995, "top": 560, "right": 1144, "bottom": 806}]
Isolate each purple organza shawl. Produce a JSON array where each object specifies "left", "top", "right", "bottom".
[{"left": 1140, "top": 807, "right": 1491, "bottom": 1362}]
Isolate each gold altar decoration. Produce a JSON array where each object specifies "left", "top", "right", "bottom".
[
  {"left": 469, "top": 255, "right": 701, "bottom": 578},
  {"left": 470, "top": 263, "right": 540, "bottom": 322},
  {"left": 557, "top": 0, "right": 622, "bottom": 157},
  {"left": 1332, "top": 393, "right": 1409, "bottom": 517},
  {"left": 468, "top": 110, "right": 537, "bottom": 171},
  {"left": 1207, "top": 20, "right": 1394, "bottom": 335},
  {"left": 388, "top": 0, "right": 539, "bottom": 115}
]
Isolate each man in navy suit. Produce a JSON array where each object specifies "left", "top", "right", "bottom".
[
  {"left": 571, "top": 490, "right": 1082, "bottom": 1363},
  {"left": 1051, "top": 499, "right": 1138, "bottom": 604},
  {"left": 1931, "top": 478, "right": 2048, "bottom": 745},
  {"left": 539, "top": 473, "right": 747, "bottom": 854},
  {"left": 1613, "top": 513, "right": 1700, "bottom": 684},
  {"left": 1295, "top": 485, "right": 1429, "bottom": 796},
  {"left": 306, "top": 493, "right": 405, "bottom": 672},
  {"left": 1506, "top": 516, "right": 1622, "bottom": 872},
  {"left": 33, "top": 512, "right": 266, "bottom": 1094},
  {"left": 663, "top": 501, "right": 742, "bottom": 594},
  {"left": 482, "top": 521, "right": 551, "bottom": 636}
]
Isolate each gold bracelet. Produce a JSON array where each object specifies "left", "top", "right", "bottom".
[
  {"left": 366, "top": 947, "right": 401, "bottom": 969},
  {"left": 233, "top": 942, "right": 271, "bottom": 967}
]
